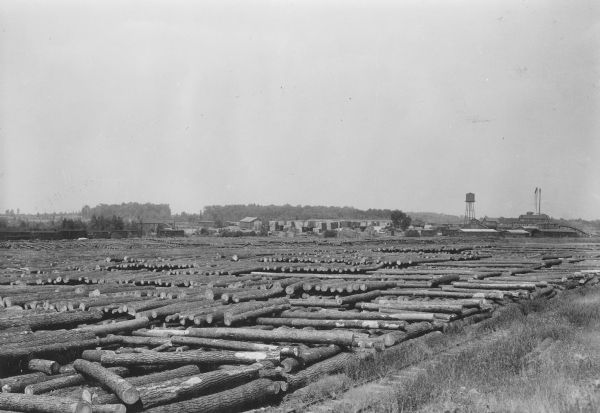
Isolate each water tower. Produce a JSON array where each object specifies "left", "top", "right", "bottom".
[{"left": 464, "top": 193, "right": 475, "bottom": 225}]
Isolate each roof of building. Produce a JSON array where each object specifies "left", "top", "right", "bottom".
[
  {"left": 240, "top": 217, "right": 259, "bottom": 223},
  {"left": 504, "top": 229, "right": 530, "bottom": 234},
  {"left": 459, "top": 228, "right": 498, "bottom": 233}
]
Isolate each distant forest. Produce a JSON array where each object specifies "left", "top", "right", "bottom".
[{"left": 81, "top": 203, "right": 172, "bottom": 222}]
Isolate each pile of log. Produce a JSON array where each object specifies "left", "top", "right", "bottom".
[{"left": 0, "top": 239, "right": 599, "bottom": 412}]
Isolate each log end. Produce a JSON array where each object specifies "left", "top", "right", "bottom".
[{"left": 120, "top": 387, "right": 141, "bottom": 405}]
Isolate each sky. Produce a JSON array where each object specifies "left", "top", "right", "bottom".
[{"left": 0, "top": 0, "right": 599, "bottom": 219}]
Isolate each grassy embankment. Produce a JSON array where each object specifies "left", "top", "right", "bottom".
[{"left": 283, "top": 286, "right": 600, "bottom": 412}]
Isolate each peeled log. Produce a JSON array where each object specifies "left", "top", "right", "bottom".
[
  {"left": 256, "top": 317, "right": 404, "bottom": 330},
  {"left": 100, "top": 350, "right": 280, "bottom": 367},
  {"left": 0, "top": 393, "right": 91, "bottom": 413},
  {"left": 451, "top": 281, "right": 536, "bottom": 291},
  {"left": 279, "top": 310, "right": 408, "bottom": 325},
  {"left": 73, "top": 359, "right": 139, "bottom": 405},
  {"left": 286, "top": 353, "right": 355, "bottom": 391},
  {"left": 141, "top": 378, "right": 279, "bottom": 413},
  {"left": 187, "top": 327, "right": 354, "bottom": 347}
]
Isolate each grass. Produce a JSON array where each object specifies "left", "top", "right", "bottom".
[
  {"left": 279, "top": 286, "right": 600, "bottom": 413},
  {"left": 392, "top": 286, "right": 600, "bottom": 413}
]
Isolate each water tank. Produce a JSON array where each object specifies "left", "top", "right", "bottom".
[{"left": 465, "top": 193, "right": 475, "bottom": 203}]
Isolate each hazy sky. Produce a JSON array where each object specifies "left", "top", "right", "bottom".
[{"left": 1, "top": 0, "right": 599, "bottom": 219}]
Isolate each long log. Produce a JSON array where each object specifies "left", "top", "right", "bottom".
[
  {"left": 141, "top": 378, "right": 280, "bottom": 413},
  {"left": 77, "top": 318, "right": 150, "bottom": 336},
  {"left": 451, "top": 281, "right": 536, "bottom": 291},
  {"left": 255, "top": 317, "right": 404, "bottom": 330},
  {"left": 371, "top": 300, "right": 464, "bottom": 314},
  {"left": 72, "top": 360, "right": 139, "bottom": 405},
  {"left": 0, "top": 311, "right": 103, "bottom": 331},
  {"left": 335, "top": 290, "right": 382, "bottom": 306},
  {"left": 95, "top": 366, "right": 261, "bottom": 408},
  {"left": 0, "top": 393, "right": 91, "bottom": 413},
  {"left": 100, "top": 350, "right": 280, "bottom": 367},
  {"left": 170, "top": 336, "right": 297, "bottom": 356},
  {"left": 23, "top": 368, "right": 129, "bottom": 395},
  {"left": 279, "top": 310, "right": 409, "bottom": 324},
  {"left": 187, "top": 327, "right": 355, "bottom": 346},
  {"left": 224, "top": 303, "right": 291, "bottom": 326},
  {"left": 286, "top": 352, "right": 355, "bottom": 390},
  {"left": 296, "top": 344, "right": 342, "bottom": 366}
]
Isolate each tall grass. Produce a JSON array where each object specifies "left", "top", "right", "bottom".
[{"left": 393, "top": 286, "right": 600, "bottom": 413}]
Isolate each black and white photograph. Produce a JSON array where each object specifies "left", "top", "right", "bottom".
[{"left": 0, "top": 0, "right": 599, "bottom": 412}]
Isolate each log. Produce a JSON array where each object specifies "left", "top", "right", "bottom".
[
  {"left": 0, "top": 393, "right": 91, "bottom": 413},
  {"left": 28, "top": 359, "right": 60, "bottom": 375},
  {"left": 256, "top": 317, "right": 405, "bottom": 330},
  {"left": 286, "top": 353, "right": 355, "bottom": 390},
  {"left": 77, "top": 318, "right": 149, "bottom": 336},
  {"left": 187, "top": 327, "right": 355, "bottom": 346},
  {"left": 335, "top": 290, "right": 382, "bottom": 306},
  {"left": 281, "top": 357, "right": 300, "bottom": 373},
  {"left": 451, "top": 281, "right": 536, "bottom": 291},
  {"left": 0, "top": 336, "right": 121, "bottom": 361},
  {"left": 0, "top": 311, "right": 103, "bottom": 331},
  {"left": 170, "top": 336, "right": 298, "bottom": 356},
  {"left": 100, "top": 350, "right": 280, "bottom": 367},
  {"left": 296, "top": 344, "right": 342, "bottom": 366},
  {"left": 95, "top": 366, "right": 261, "bottom": 408},
  {"left": 231, "top": 287, "right": 285, "bottom": 303},
  {"left": 23, "top": 368, "right": 129, "bottom": 395},
  {"left": 279, "top": 310, "right": 408, "bottom": 325},
  {"left": 91, "top": 404, "right": 126, "bottom": 413},
  {"left": 72, "top": 360, "right": 139, "bottom": 405},
  {"left": 372, "top": 300, "right": 464, "bottom": 314},
  {"left": 224, "top": 303, "right": 291, "bottom": 326},
  {"left": 0, "top": 373, "right": 54, "bottom": 393},
  {"left": 141, "top": 378, "right": 279, "bottom": 413}
]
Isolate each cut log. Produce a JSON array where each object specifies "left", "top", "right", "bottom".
[
  {"left": 335, "top": 290, "right": 382, "bottom": 306},
  {"left": 95, "top": 366, "right": 261, "bottom": 408},
  {"left": 256, "top": 317, "right": 404, "bottom": 330},
  {"left": 141, "top": 378, "right": 279, "bottom": 413},
  {"left": 286, "top": 353, "right": 355, "bottom": 390},
  {"left": 72, "top": 359, "right": 139, "bottom": 405},
  {"left": 28, "top": 359, "right": 60, "bottom": 375},
  {"left": 77, "top": 318, "right": 149, "bottom": 336},
  {"left": 279, "top": 310, "right": 408, "bottom": 325},
  {"left": 23, "top": 368, "right": 129, "bottom": 395},
  {"left": 170, "top": 336, "right": 297, "bottom": 355},
  {"left": 187, "top": 327, "right": 355, "bottom": 347},
  {"left": 224, "top": 303, "right": 291, "bottom": 326},
  {"left": 0, "top": 393, "right": 91, "bottom": 413},
  {"left": 100, "top": 350, "right": 280, "bottom": 367},
  {"left": 296, "top": 344, "right": 341, "bottom": 365}
]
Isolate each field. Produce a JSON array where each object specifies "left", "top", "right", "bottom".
[{"left": 1, "top": 236, "right": 599, "bottom": 413}]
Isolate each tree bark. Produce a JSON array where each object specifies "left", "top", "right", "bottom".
[
  {"left": 72, "top": 360, "right": 139, "bottom": 405},
  {"left": 141, "top": 378, "right": 279, "bottom": 413},
  {"left": 100, "top": 350, "right": 280, "bottom": 367},
  {"left": 0, "top": 393, "right": 91, "bottom": 413},
  {"left": 187, "top": 327, "right": 355, "bottom": 347}
]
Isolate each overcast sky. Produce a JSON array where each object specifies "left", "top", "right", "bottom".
[{"left": 1, "top": 0, "right": 598, "bottom": 219}]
